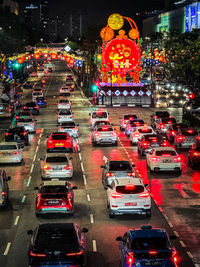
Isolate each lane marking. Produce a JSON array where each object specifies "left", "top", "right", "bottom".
[
  {"left": 21, "top": 195, "right": 26, "bottom": 203},
  {"left": 173, "top": 231, "right": 179, "bottom": 237},
  {"left": 36, "top": 145, "right": 39, "bottom": 153},
  {"left": 27, "top": 176, "right": 32, "bottom": 187},
  {"left": 4, "top": 242, "right": 11, "bottom": 255},
  {"left": 83, "top": 174, "right": 87, "bottom": 185},
  {"left": 92, "top": 240, "right": 97, "bottom": 252},
  {"left": 38, "top": 139, "right": 41, "bottom": 145},
  {"left": 79, "top": 153, "right": 82, "bottom": 161},
  {"left": 158, "top": 207, "right": 163, "bottom": 212},
  {"left": 168, "top": 222, "right": 173, "bottom": 228},
  {"left": 187, "top": 251, "right": 193, "bottom": 259},
  {"left": 81, "top": 162, "right": 84, "bottom": 172},
  {"left": 180, "top": 241, "right": 186, "bottom": 247},
  {"left": 87, "top": 194, "right": 91, "bottom": 202},
  {"left": 33, "top": 154, "right": 36, "bottom": 162},
  {"left": 30, "top": 164, "right": 34, "bottom": 174},
  {"left": 90, "top": 214, "right": 94, "bottom": 224},
  {"left": 14, "top": 216, "right": 20, "bottom": 226}
]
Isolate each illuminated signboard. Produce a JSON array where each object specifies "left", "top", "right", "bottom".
[
  {"left": 26, "top": 4, "right": 38, "bottom": 9},
  {"left": 185, "top": 3, "right": 200, "bottom": 32}
]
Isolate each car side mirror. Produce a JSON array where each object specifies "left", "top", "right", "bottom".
[
  {"left": 72, "top": 186, "right": 77, "bottom": 190},
  {"left": 35, "top": 120, "right": 37, "bottom": 122},
  {"left": 7, "top": 176, "right": 11, "bottom": 181},
  {"left": 132, "top": 164, "right": 136, "bottom": 167},
  {"left": 27, "top": 230, "right": 33, "bottom": 235},
  {"left": 116, "top": 236, "right": 123, "bottom": 241},
  {"left": 169, "top": 235, "right": 177, "bottom": 240},
  {"left": 100, "top": 165, "right": 105, "bottom": 168},
  {"left": 145, "top": 184, "right": 149, "bottom": 188},
  {"left": 82, "top": 228, "right": 88, "bottom": 233},
  {"left": 89, "top": 113, "right": 91, "bottom": 115},
  {"left": 34, "top": 186, "right": 39, "bottom": 190},
  {"left": 76, "top": 124, "right": 79, "bottom": 126},
  {"left": 69, "top": 157, "right": 73, "bottom": 160}
]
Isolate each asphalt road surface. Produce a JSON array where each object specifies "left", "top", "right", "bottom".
[{"left": 0, "top": 62, "right": 199, "bottom": 267}]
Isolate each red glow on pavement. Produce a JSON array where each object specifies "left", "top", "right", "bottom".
[
  {"left": 151, "top": 179, "right": 163, "bottom": 206},
  {"left": 192, "top": 172, "right": 200, "bottom": 193}
]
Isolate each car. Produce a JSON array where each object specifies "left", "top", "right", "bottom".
[
  {"left": 130, "top": 125, "right": 155, "bottom": 145},
  {"left": 150, "top": 111, "right": 170, "bottom": 128},
  {"left": 35, "top": 96, "right": 47, "bottom": 107},
  {"left": 116, "top": 225, "right": 179, "bottom": 267},
  {"left": 91, "top": 120, "right": 111, "bottom": 131},
  {"left": 34, "top": 180, "right": 77, "bottom": 215},
  {"left": 155, "top": 96, "right": 168, "bottom": 108},
  {"left": 183, "top": 99, "right": 200, "bottom": 115},
  {"left": 5, "top": 126, "right": 29, "bottom": 145},
  {"left": 89, "top": 109, "right": 109, "bottom": 125},
  {"left": 101, "top": 160, "right": 136, "bottom": 189},
  {"left": 31, "top": 72, "right": 38, "bottom": 77},
  {"left": 16, "top": 117, "right": 36, "bottom": 133},
  {"left": 138, "top": 134, "right": 168, "bottom": 156},
  {"left": 168, "top": 95, "right": 186, "bottom": 107},
  {"left": 188, "top": 140, "right": 200, "bottom": 168},
  {"left": 33, "top": 88, "right": 43, "bottom": 94},
  {"left": 0, "top": 142, "right": 23, "bottom": 164},
  {"left": 119, "top": 114, "right": 137, "bottom": 131},
  {"left": 0, "top": 103, "right": 15, "bottom": 119},
  {"left": 66, "top": 74, "right": 74, "bottom": 81},
  {"left": 155, "top": 117, "right": 177, "bottom": 134},
  {"left": 146, "top": 147, "right": 182, "bottom": 174},
  {"left": 40, "top": 153, "right": 73, "bottom": 180},
  {"left": 48, "top": 67, "right": 53, "bottom": 72},
  {"left": 58, "top": 109, "right": 73, "bottom": 123},
  {"left": 23, "top": 102, "right": 39, "bottom": 115},
  {"left": 66, "top": 82, "right": 75, "bottom": 91},
  {"left": 58, "top": 121, "right": 79, "bottom": 137},
  {"left": 23, "top": 81, "right": 33, "bottom": 89},
  {"left": 174, "top": 128, "right": 199, "bottom": 150},
  {"left": 60, "top": 86, "right": 71, "bottom": 96},
  {"left": 57, "top": 99, "right": 71, "bottom": 110},
  {"left": 14, "top": 110, "right": 33, "bottom": 119},
  {"left": 27, "top": 223, "right": 88, "bottom": 267},
  {"left": 125, "top": 119, "right": 145, "bottom": 137},
  {"left": 0, "top": 170, "right": 11, "bottom": 207},
  {"left": 32, "top": 91, "right": 43, "bottom": 101},
  {"left": 91, "top": 125, "right": 118, "bottom": 146},
  {"left": 165, "top": 123, "right": 188, "bottom": 143},
  {"left": 106, "top": 178, "right": 151, "bottom": 218},
  {"left": 47, "top": 132, "right": 73, "bottom": 153}
]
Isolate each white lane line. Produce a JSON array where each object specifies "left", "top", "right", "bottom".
[
  {"left": 38, "top": 139, "right": 41, "bottom": 145},
  {"left": 79, "top": 153, "right": 82, "bottom": 161},
  {"left": 83, "top": 175, "right": 87, "bottom": 185},
  {"left": 21, "top": 195, "right": 26, "bottom": 203},
  {"left": 87, "top": 194, "right": 91, "bottom": 202},
  {"left": 92, "top": 240, "right": 97, "bottom": 252},
  {"left": 168, "top": 222, "right": 173, "bottom": 228},
  {"left": 90, "top": 214, "right": 94, "bottom": 224},
  {"left": 33, "top": 154, "right": 36, "bottom": 162},
  {"left": 14, "top": 216, "right": 20, "bottom": 226},
  {"left": 173, "top": 231, "right": 179, "bottom": 237},
  {"left": 158, "top": 207, "right": 163, "bottom": 212},
  {"left": 195, "top": 264, "right": 200, "bottom": 267},
  {"left": 36, "top": 145, "right": 39, "bottom": 153},
  {"left": 30, "top": 164, "right": 34, "bottom": 174},
  {"left": 187, "top": 251, "right": 193, "bottom": 259},
  {"left": 80, "top": 163, "right": 84, "bottom": 172},
  {"left": 180, "top": 241, "right": 186, "bottom": 247},
  {"left": 4, "top": 242, "right": 11, "bottom": 255},
  {"left": 27, "top": 176, "right": 32, "bottom": 187}
]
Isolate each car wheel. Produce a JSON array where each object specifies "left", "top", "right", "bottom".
[
  {"left": 93, "top": 141, "right": 97, "bottom": 147},
  {"left": 35, "top": 212, "right": 40, "bottom": 217},
  {"left": 146, "top": 209, "right": 151, "bottom": 217},
  {"left": 109, "top": 208, "right": 115, "bottom": 218},
  {"left": 175, "top": 170, "right": 182, "bottom": 176},
  {"left": 20, "top": 159, "right": 25, "bottom": 165},
  {"left": 114, "top": 141, "right": 118, "bottom": 146},
  {"left": 120, "top": 126, "right": 122, "bottom": 131}
]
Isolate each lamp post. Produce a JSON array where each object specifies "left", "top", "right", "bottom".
[{"left": 110, "top": 63, "right": 113, "bottom": 106}]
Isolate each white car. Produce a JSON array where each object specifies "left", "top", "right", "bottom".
[
  {"left": 89, "top": 109, "right": 109, "bottom": 125},
  {"left": 57, "top": 109, "right": 73, "bottom": 123},
  {"left": 107, "top": 178, "right": 151, "bottom": 218},
  {"left": 60, "top": 86, "right": 71, "bottom": 96},
  {"left": 40, "top": 153, "right": 73, "bottom": 180},
  {"left": 91, "top": 125, "right": 117, "bottom": 146},
  {"left": 119, "top": 114, "right": 137, "bottom": 131},
  {"left": 91, "top": 120, "right": 111, "bottom": 131},
  {"left": 57, "top": 99, "right": 71, "bottom": 110},
  {"left": 0, "top": 142, "right": 23, "bottom": 164},
  {"left": 58, "top": 121, "right": 79, "bottom": 137},
  {"left": 130, "top": 125, "right": 155, "bottom": 145},
  {"left": 16, "top": 117, "right": 36, "bottom": 133},
  {"left": 32, "top": 91, "right": 43, "bottom": 101},
  {"left": 155, "top": 117, "right": 177, "bottom": 134},
  {"left": 146, "top": 147, "right": 182, "bottom": 174}
]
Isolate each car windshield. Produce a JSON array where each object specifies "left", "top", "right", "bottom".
[
  {"left": 51, "top": 134, "right": 67, "bottom": 140},
  {"left": 182, "top": 129, "right": 198, "bottom": 136},
  {"left": 18, "top": 118, "right": 33, "bottom": 122},
  {"left": 98, "top": 127, "right": 113, "bottom": 132},
  {"left": 124, "top": 114, "right": 137, "bottom": 120},
  {"left": 162, "top": 118, "right": 176, "bottom": 124},
  {"left": 0, "top": 145, "right": 17, "bottom": 150},
  {"left": 109, "top": 162, "right": 132, "bottom": 171},
  {"left": 40, "top": 185, "right": 67, "bottom": 193},
  {"left": 138, "top": 128, "right": 152, "bottom": 133},
  {"left": 156, "top": 150, "right": 176, "bottom": 156},
  {"left": 59, "top": 110, "right": 71, "bottom": 115},
  {"left": 156, "top": 111, "right": 170, "bottom": 118},
  {"left": 46, "top": 156, "right": 68, "bottom": 163},
  {"left": 131, "top": 237, "right": 170, "bottom": 250},
  {"left": 116, "top": 185, "right": 144, "bottom": 194},
  {"left": 9, "top": 127, "right": 24, "bottom": 132},
  {"left": 92, "top": 112, "right": 107, "bottom": 118}
]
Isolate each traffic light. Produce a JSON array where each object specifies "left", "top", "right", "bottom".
[
  {"left": 91, "top": 84, "right": 98, "bottom": 92},
  {"left": 13, "top": 62, "right": 20, "bottom": 69}
]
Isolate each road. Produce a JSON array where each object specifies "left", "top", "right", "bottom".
[{"left": 0, "top": 62, "right": 199, "bottom": 267}]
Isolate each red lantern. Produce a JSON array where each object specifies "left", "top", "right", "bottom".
[
  {"left": 34, "top": 53, "right": 40, "bottom": 59},
  {"left": 43, "top": 53, "right": 48, "bottom": 58},
  {"left": 51, "top": 53, "right": 58, "bottom": 59},
  {"left": 17, "top": 57, "right": 24, "bottom": 64}
]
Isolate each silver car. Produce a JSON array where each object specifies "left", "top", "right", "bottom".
[
  {"left": 16, "top": 117, "right": 36, "bottom": 133},
  {"left": 0, "top": 142, "right": 23, "bottom": 164},
  {"left": 58, "top": 121, "right": 79, "bottom": 137},
  {"left": 59, "top": 86, "right": 71, "bottom": 96},
  {"left": 57, "top": 109, "right": 73, "bottom": 123},
  {"left": 40, "top": 153, "right": 73, "bottom": 180},
  {"left": 91, "top": 125, "right": 117, "bottom": 146},
  {"left": 91, "top": 120, "right": 111, "bottom": 131},
  {"left": 57, "top": 99, "right": 71, "bottom": 110}
]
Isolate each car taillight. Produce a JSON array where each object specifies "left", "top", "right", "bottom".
[
  {"left": 178, "top": 136, "right": 185, "bottom": 142},
  {"left": 171, "top": 130, "right": 176, "bottom": 135},
  {"left": 122, "top": 120, "right": 127, "bottom": 124},
  {"left": 187, "top": 129, "right": 193, "bottom": 134},
  {"left": 139, "top": 192, "right": 150, "bottom": 198},
  {"left": 193, "top": 151, "right": 200, "bottom": 157},
  {"left": 152, "top": 156, "right": 160, "bottom": 162},
  {"left": 94, "top": 132, "right": 99, "bottom": 137},
  {"left": 5, "top": 133, "right": 12, "bottom": 136},
  {"left": 16, "top": 116, "right": 20, "bottom": 119},
  {"left": 70, "top": 115, "right": 73, "bottom": 118},
  {"left": 66, "top": 250, "right": 83, "bottom": 256},
  {"left": 128, "top": 172, "right": 135, "bottom": 177},
  {"left": 142, "top": 141, "right": 149, "bottom": 148},
  {"left": 58, "top": 115, "right": 60, "bottom": 118},
  {"left": 30, "top": 122, "right": 34, "bottom": 125},
  {"left": 128, "top": 126, "right": 132, "bottom": 130},
  {"left": 111, "top": 193, "right": 123, "bottom": 198},
  {"left": 173, "top": 156, "right": 181, "bottom": 162},
  {"left": 64, "top": 165, "right": 72, "bottom": 170},
  {"left": 162, "top": 154, "right": 172, "bottom": 157},
  {"left": 34, "top": 106, "right": 38, "bottom": 109},
  {"left": 24, "top": 106, "right": 28, "bottom": 109},
  {"left": 21, "top": 132, "right": 27, "bottom": 136},
  {"left": 73, "top": 127, "right": 78, "bottom": 130},
  {"left": 1, "top": 192, "right": 6, "bottom": 197},
  {"left": 149, "top": 250, "right": 158, "bottom": 255},
  {"left": 162, "top": 141, "right": 169, "bottom": 147},
  {"left": 127, "top": 252, "right": 134, "bottom": 266},
  {"left": 133, "top": 133, "right": 140, "bottom": 137},
  {"left": 167, "top": 121, "right": 172, "bottom": 124},
  {"left": 171, "top": 251, "right": 180, "bottom": 264},
  {"left": 30, "top": 251, "right": 46, "bottom": 257},
  {"left": 196, "top": 136, "right": 200, "bottom": 141},
  {"left": 106, "top": 172, "right": 115, "bottom": 177},
  {"left": 160, "top": 123, "right": 165, "bottom": 128},
  {"left": 43, "top": 164, "right": 51, "bottom": 170},
  {"left": 8, "top": 108, "right": 12, "bottom": 112},
  {"left": 12, "top": 151, "right": 20, "bottom": 155},
  {"left": 154, "top": 115, "right": 157, "bottom": 119}
]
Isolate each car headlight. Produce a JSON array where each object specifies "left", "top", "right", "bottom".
[
  {"left": 170, "top": 100, "right": 174, "bottom": 104},
  {"left": 186, "top": 106, "right": 191, "bottom": 110},
  {"left": 179, "top": 100, "right": 183, "bottom": 104}
]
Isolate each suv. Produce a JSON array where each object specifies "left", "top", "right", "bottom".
[
  {"left": 150, "top": 111, "right": 170, "bottom": 128},
  {"left": 174, "top": 128, "right": 199, "bottom": 149},
  {"left": 119, "top": 114, "right": 137, "bottom": 131},
  {"left": 116, "top": 225, "right": 179, "bottom": 267},
  {"left": 5, "top": 126, "right": 29, "bottom": 146},
  {"left": 89, "top": 109, "right": 109, "bottom": 125},
  {"left": 165, "top": 123, "right": 188, "bottom": 143},
  {"left": 125, "top": 119, "right": 145, "bottom": 137},
  {"left": 0, "top": 170, "right": 11, "bottom": 207}
]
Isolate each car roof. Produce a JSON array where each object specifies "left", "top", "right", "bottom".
[
  {"left": 114, "top": 178, "right": 143, "bottom": 186},
  {"left": 136, "top": 125, "right": 152, "bottom": 130},
  {"left": 43, "top": 181, "right": 67, "bottom": 186},
  {"left": 38, "top": 223, "right": 75, "bottom": 231}
]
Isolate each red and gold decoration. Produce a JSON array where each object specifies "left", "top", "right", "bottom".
[{"left": 100, "top": 13, "right": 141, "bottom": 86}]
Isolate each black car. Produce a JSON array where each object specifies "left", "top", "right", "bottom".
[
  {"left": 23, "top": 81, "right": 33, "bottom": 89},
  {"left": 150, "top": 111, "right": 170, "bottom": 128},
  {"left": 188, "top": 140, "right": 200, "bottom": 168},
  {"left": 165, "top": 123, "right": 188, "bottom": 143},
  {"left": 0, "top": 170, "right": 11, "bottom": 207},
  {"left": 14, "top": 110, "right": 33, "bottom": 119},
  {"left": 27, "top": 223, "right": 88, "bottom": 267},
  {"left": 23, "top": 102, "right": 39, "bottom": 115},
  {"left": 5, "top": 126, "right": 29, "bottom": 145}
]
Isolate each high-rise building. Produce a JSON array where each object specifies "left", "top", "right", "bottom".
[{"left": 0, "top": 0, "right": 18, "bottom": 15}]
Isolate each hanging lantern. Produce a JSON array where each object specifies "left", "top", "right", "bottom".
[
  {"left": 33, "top": 53, "right": 40, "bottom": 59},
  {"left": 100, "top": 27, "right": 114, "bottom": 42},
  {"left": 51, "top": 53, "right": 58, "bottom": 59},
  {"left": 129, "top": 28, "right": 139, "bottom": 39},
  {"left": 17, "top": 57, "right": 24, "bottom": 64},
  {"left": 43, "top": 53, "right": 48, "bottom": 58},
  {"left": 108, "top": 13, "right": 124, "bottom": 30}
]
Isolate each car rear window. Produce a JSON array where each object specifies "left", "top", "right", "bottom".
[
  {"left": 41, "top": 193, "right": 67, "bottom": 199},
  {"left": 59, "top": 100, "right": 69, "bottom": 103},
  {"left": 92, "top": 112, "right": 108, "bottom": 118},
  {"left": 138, "top": 128, "right": 152, "bottom": 133},
  {"left": 98, "top": 127, "right": 113, "bottom": 132},
  {"left": 51, "top": 134, "right": 67, "bottom": 140},
  {"left": 130, "top": 120, "right": 144, "bottom": 126},
  {"left": 131, "top": 237, "right": 170, "bottom": 250},
  {"left": 144, "top": 135, "right": 159, "bottom": 142},
  {"left": 95, "top": 121, "right": 110, "bottom": 126},
  {"left": 116, "top": 185, "right": 144, "bottom": 194},
  {"left": 124, "top": 114, "right": 137, "bottom": 120},
  {"left": 18, "top": 118, "right": 33, "bottom": 122},
  {"left": 46, "top": 156, "right": 68, "bottom": 163},
  {"left": 110, "top": 162, "right": 132, "bottom": 171},
  {"left": 182, "top": 129, "right": 198, "bottom": 136},
  {"left": 173, "top": 124, "right": 188, "bottom": 130},
  {"left": 59, "top": 110, "right": 71, "bottom": 115},
  {"left": 0, "top": 145, "right": 17, "bottom": 150},
  {"left": 36, "top": 97, "right": 44, "bottom": 100},
  {"left": 156, "top": 111, "right": 170, "bottom": 118},
  {"left": 26, "top": 103, "right": 35, "bottom": 107},
  {"left": 162, "top": 118, "right": 176, "bottom": 124},
  {"left": 41, "top": 186, "right": 67, "bottom": 193},
  {"left": 155, "top": 150, "right": 176, "bottom": 156}
]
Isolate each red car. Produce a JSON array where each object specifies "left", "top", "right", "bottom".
[{"left": 47, "top": 132, "right": 73, "bottom": 153}]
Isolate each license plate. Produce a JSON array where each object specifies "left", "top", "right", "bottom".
[
  {"left": 144, "top": 261, "right": 162, "bottom": 266},
  {"left": 3, "top": 152, "right": 11, "bottom": 156},
  {"left": 163, "top": 159, "right": 171, "bottom": 163},
  {"left": 47, "top": 200, "right": 59, "bottom": 204},
  {"left": 125, "top": 202, "right": 137, "bottom": 206},
  {"left": 55, "top": 143, "right": 64, "bottom": 146},
  {"left": 52, "top": 168, "right": 62, "bottom": 170}
]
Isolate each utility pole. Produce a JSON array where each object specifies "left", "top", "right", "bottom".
[{"left": 110, "top": 63, "right": 112, "bottom": 106}]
